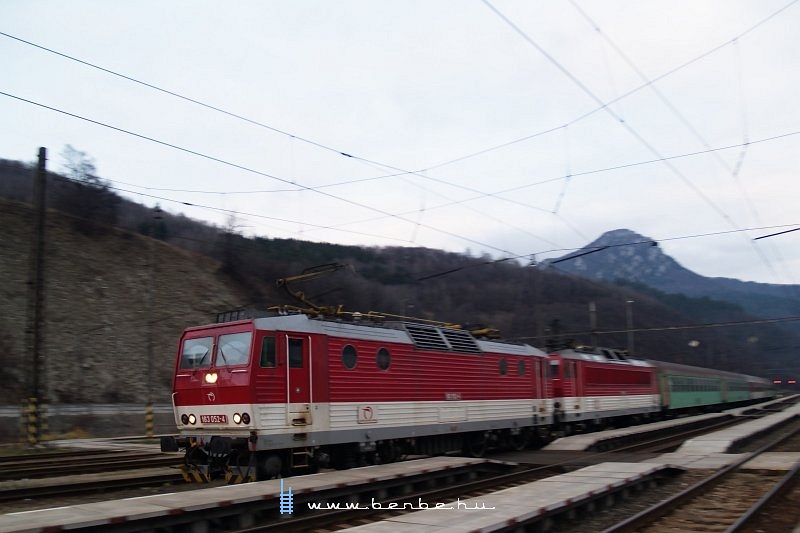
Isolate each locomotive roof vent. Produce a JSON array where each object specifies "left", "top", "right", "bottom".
[
  {"left": 403, "top": 323, "right": 483, "bottom": 354},
  {"left": 574, "top": 345, "right": 630, "bottom": 362}
]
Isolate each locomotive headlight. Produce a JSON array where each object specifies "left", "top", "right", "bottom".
[
  {"left": 233, "top": 413, "right": 242, "bottom": 424},
  {"left": 242, "top": 413, "right": 250, "bottom": 424},
  {"left": 181, "top": 414, "right": 189, "bottom": 425},
  {"left": 188, "top": 414, "right": 197, "bottom": 425},
  {"left": 204, "top": 372, "right": 218, "bottom": 384}
]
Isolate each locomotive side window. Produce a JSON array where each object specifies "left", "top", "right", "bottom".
[
  {"left": 180, "top": 337, "right": 213, "bottom": 369},
  {"left": 260, "top": 336, "right": 276, "bottom": 367},
  {"left": 217, "top": 332, "right": 252, "bottom": 366},
  {"left": 288, "top": 338, "right": 304, "bottom": 368},
  {"left": 376, "top": 347, "right": 391, "bottom": 370},
  {"left": 342, "top": 345, "right": 358, "bottom": 369}
]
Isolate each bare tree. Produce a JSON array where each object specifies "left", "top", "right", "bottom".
[
  {"left": 61, "top": 145, "right": 100, "bottom": 186},
  {"left": 53, "top": 145, "right": 119, "bottom": 235}
]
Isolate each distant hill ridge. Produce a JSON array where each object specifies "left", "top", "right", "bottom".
[
  {"left": 549, "top": 228, "right": 800, "bottom": 325},
  {"left": 2, "top": 157, "right": 799, "bottom": 405}
]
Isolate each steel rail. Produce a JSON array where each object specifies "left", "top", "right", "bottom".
[
  {"left": 725, "top": 461, "right": 800, "bottom": 532},
  {"left": 0, "top": 470, "right": 186, "bottom": 503},
  {"left": 601, "top": 423, "right": 800, "bottom": 533}
]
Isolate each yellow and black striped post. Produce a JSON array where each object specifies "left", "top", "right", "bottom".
[
  {"left": 145, "top": 402, "right": 154, "bottom": 438},
  {"left": 25, "top": 397, "right": 38, "bottom": 446}
]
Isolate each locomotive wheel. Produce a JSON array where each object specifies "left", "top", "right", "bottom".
[
  {"left": 331, "top": 443, "right": 359, "bottom": 470},
  {"left": 377, "top": 441, "right": 399, "bottom": 463},
  {"left": 464, "top": 433, "right": 487, "bottom": 458},
  {"left": 258, "top": 454, "right": 283, "bottom": 480},
  {"left": 508, "top": 430, "right": 528, "bottom": 451}
]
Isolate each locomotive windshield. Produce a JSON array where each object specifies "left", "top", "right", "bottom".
[
  {"left": 216, "top": 332, "right": 252, "bottom": 367},
  {"left": 180, "top": 337, "right": 213, "bottom": 369}
]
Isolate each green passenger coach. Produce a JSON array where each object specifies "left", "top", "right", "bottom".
[{"left": 649, "top": 360, "right": 765, "bottom": 413}]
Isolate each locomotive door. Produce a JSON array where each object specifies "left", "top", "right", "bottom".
[{"left": 285, "top": 335, "right": 312, "bottom": 426}]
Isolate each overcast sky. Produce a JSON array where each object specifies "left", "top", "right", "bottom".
[{"left": 3, "top": 0, "right": 799, "bottom": 285}]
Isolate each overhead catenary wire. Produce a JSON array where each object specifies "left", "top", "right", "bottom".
[
  {"left": 3, "top": 4, "right": 798, "bottom": 278},
  {"left": 482, "top": 0, "right": 784, "bottom": 281},
  {"left": 0, "top": 90, "right": 523, "bottom": 256},
  {"left": 1, "top": 7, "right": 790, "bottom": 245},
  {"left": 6, "top": 87, "right": 800, "bottom": 277},
  {"left": 265, "top": 129, "right": 800, "bottom": 245},
  {"left": 0, "top": 28, "right": 585, "bottom": 244},
  {"left": 568, "top": 0, "right": 763, "bottom": 226},
  {"left": 512, "top": 315, "right": 800, "bottom": 342},
  {"left": 417, "top": 0, "right": 799, "bottom": 174},
  {"left": 414, "top": 223, "right": 800, "bottom": 282}
]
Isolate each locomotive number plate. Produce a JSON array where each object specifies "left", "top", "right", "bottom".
[{"left": 200, "top": 414, "right": 228, "bottom": 424}]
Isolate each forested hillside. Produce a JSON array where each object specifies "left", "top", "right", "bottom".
[{"left": 1, "top": 157, "right": 793, "bottom": 404}]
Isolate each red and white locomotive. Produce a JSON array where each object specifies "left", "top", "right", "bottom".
[
  {"left": 161, "top": 312, "right": 551, "bottom": 480},
  {"left": 547, "top": 346, "right": 659, "bottom": 430}
]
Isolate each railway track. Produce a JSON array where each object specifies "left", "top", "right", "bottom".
[
  {"left": 0, "top": 448, "right": 186, "bottom": 506},
  {"left": 602, "top": 422, "right": 800, "bottom": 532},
  {"left": 228, "top": 417, "right": 773, "bottom": 532},
  {"left": 1, "top": 400, "right": 796, "bottom": 528},
  {"left": 0, "top": 450, "right": 182, "bottom": 481}
]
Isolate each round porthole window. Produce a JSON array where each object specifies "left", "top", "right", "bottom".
[
  {"left": 376, "top": 348, "right": 391, "bottom": 370},
  {"left": 342, "top": 345, "right": 358, "bottom": 369}
]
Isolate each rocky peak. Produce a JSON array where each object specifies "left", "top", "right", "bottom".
[{"left": 548, "top": 229, "right": 702, "bottom": 289}]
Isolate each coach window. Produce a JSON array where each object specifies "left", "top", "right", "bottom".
[
  {"left": 376, "top": 347, "right": 391, "bottom": 370},
  {"left": 180, "top": 337, "right": 213, "bottom": 369},
  {"left": 499, "top": 358, "right": 508, "bottom": 375},
  {"left": 217, "top": 332, "right": 252, "bottom": 366},
  {"left": 342, "top": 344, "right": 358, "bottom": 369},
  {"left": 517, "top": 360, "right": 526, "bottom": 376},
  {"left": 260, "top": 336, "right": 276, "bottom": 367}
]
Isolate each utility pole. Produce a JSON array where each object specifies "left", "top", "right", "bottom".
[
  {"left": 26, "top": 147, "right": 48, "bottom": 445},
  {"left": 626, "top": 300, "right": 635, "bottom": 354},
  {"left": 589, "top": 301, "right": 598, "bottom": 346},
  {"left": 144, "top": 206, "right": 162, "bottom": 439}
]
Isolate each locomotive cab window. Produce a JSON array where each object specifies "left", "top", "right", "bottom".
[
  {"left": 260, "top": 336, "right": 276, "bottom": 367},
  {"left": 217, "top": 332, "right": 252, "bottom": 367},
  {"left": 180, "top": 337, "right": 213, "bottom": 369}
]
